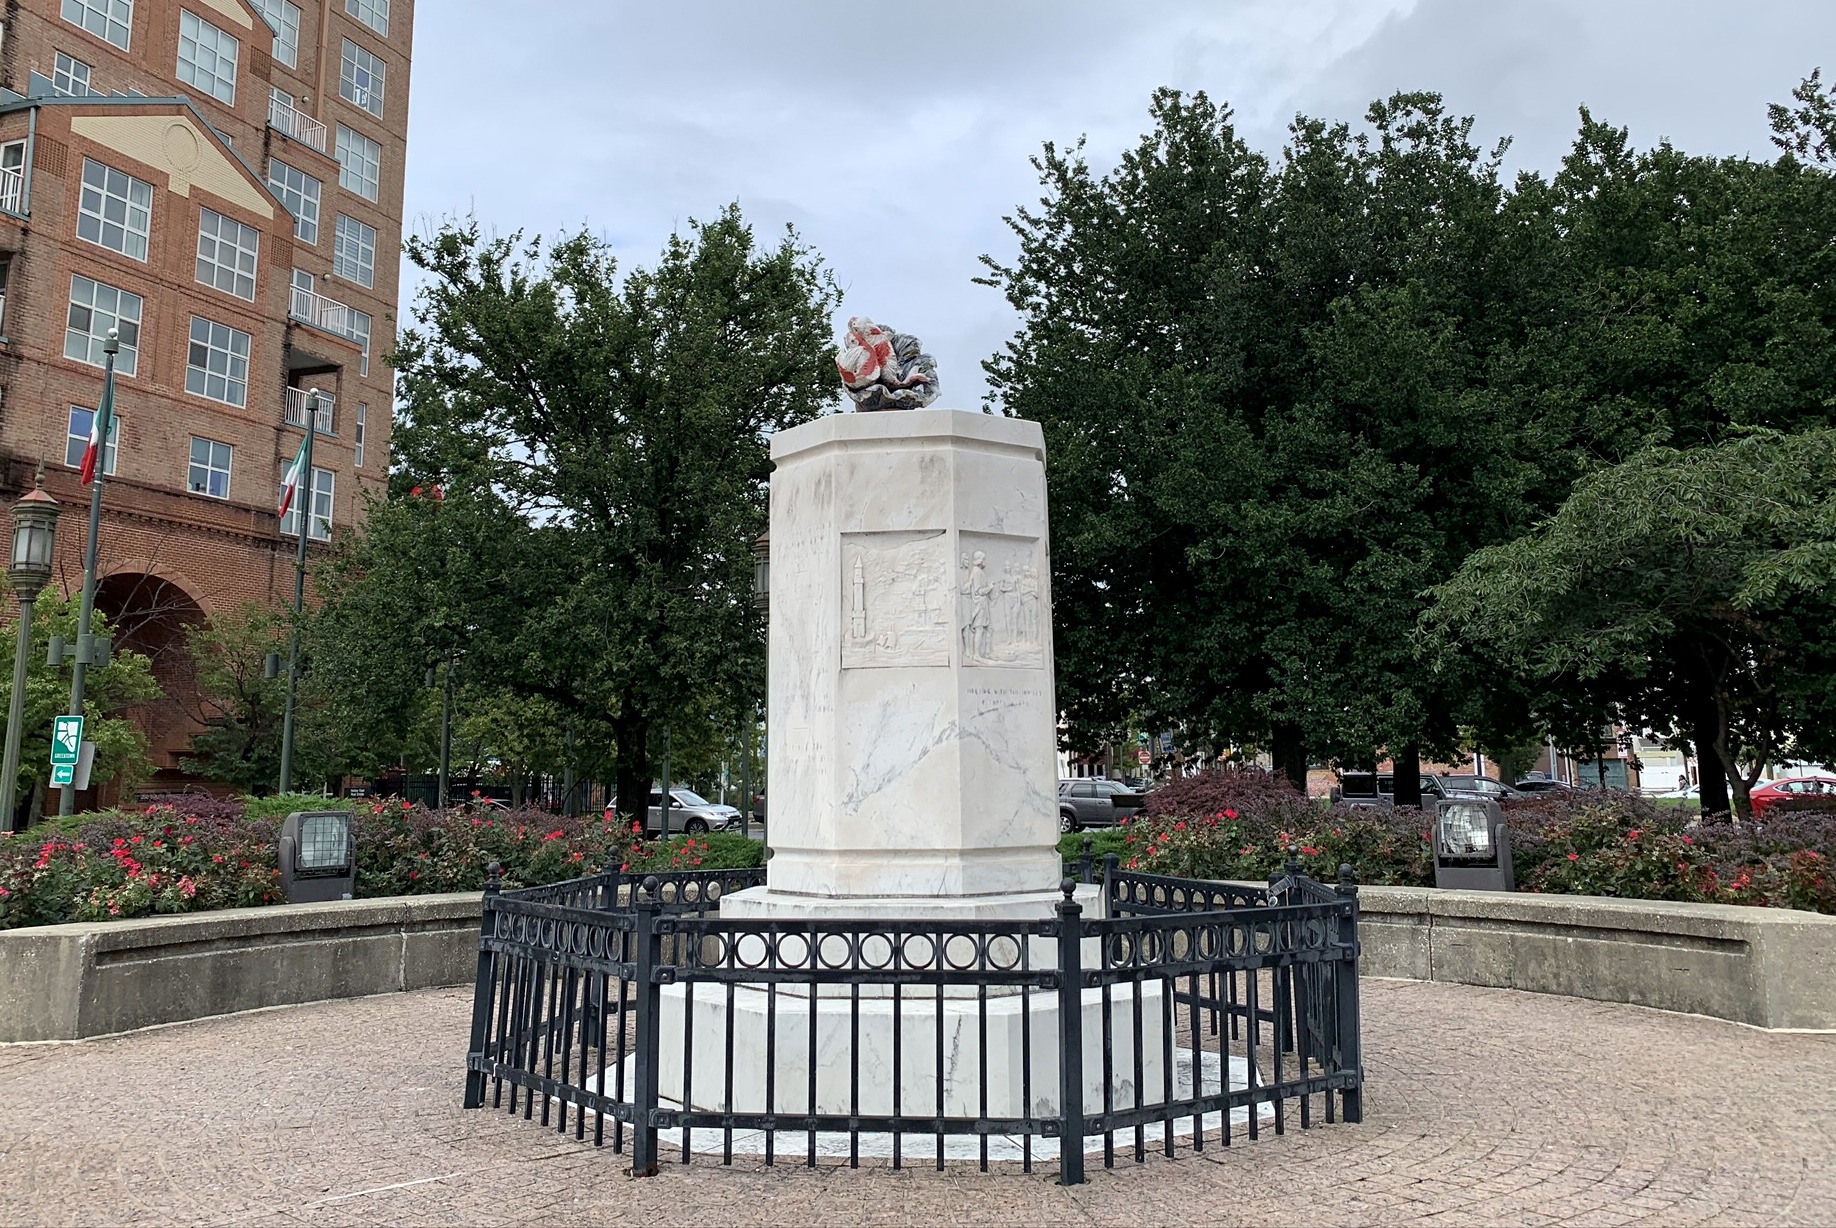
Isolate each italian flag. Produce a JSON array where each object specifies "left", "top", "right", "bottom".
[{"left": 277, "top": 437, "right": 308, "bottom": 520}]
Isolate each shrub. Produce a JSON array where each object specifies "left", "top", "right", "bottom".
[
  {"left": 624, "top": 831, "right": 764, "bottom": 874},
  {"left": 1142, "top": 765, "right": 1315, "bottom": 828}
]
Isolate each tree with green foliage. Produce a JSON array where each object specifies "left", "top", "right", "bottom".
[
  {"left": 0, "top": 587, "right": 157, "bottom": 824},
  {"left": 1428, "top": 430, "right": 1836, "bottom": 820},
  {"left": 345, "top": 204, "right": 837, "bottom": 818},
  {"left": 180, "top": 604, "right": 345, "bottom": 795}
]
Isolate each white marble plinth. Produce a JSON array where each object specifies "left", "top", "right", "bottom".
[
  {"left": 650, "top": 980, "right": 1166, "bottom": 1121},
  {"left": 765, "top": 410, "right": 1061, "bottom": 900}
]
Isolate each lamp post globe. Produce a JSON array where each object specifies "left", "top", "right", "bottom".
[{"left": 3, "top": 474, "right": 62, "bottom": 830}]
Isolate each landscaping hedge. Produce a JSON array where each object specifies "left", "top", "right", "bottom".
[
  {"left": 0, "top": 793, "right": 758, "bottom": 930},
  {"left": 1110, "top": 767, "right": 1836, "bottom": 915}
]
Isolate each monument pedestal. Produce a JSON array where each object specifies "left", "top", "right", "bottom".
[{"left": 667, "top": 410, "right": 1166, "bottom": 1126}]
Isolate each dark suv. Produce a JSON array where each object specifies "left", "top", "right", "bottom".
[{"left": 1057, "top": 779, "right": 1146, "bottom": 832}]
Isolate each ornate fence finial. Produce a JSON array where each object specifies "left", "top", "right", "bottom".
[{"left": 484, "top": 861, "right": 502, "bottom": 896}]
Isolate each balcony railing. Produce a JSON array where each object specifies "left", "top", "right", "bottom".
[
  {"left": 0, "top": 166, "right": 22, "bottom": 215},
  {"left": 290, "top": 283, "right": 355, "bottom": 338},
  {"left": 283, "top": 386, "right": 335, "bottom": 434},
  {"left": 267, "top": 91, "right": 327, "bottom": 153}
]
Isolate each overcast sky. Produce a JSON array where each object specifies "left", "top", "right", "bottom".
[{"left": 400, "top": 0, "right": 1836, "bottom": 411}]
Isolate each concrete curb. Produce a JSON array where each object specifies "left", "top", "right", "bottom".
[
  {"left": 0, "top": 893, "right": 482, "bottom": 1042},
  {"left": 1355, "top": 885, "right": 1836, "bottom": 1030}
]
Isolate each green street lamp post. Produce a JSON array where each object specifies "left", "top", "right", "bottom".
[
  {"left": 745, "top": 531, "right": 769, "bottom": 840},
  {"left": 3, "top": 471, "right": 61, "bottom": 831},
  {"left": 277, "top": 389, "right": 322, "bottom": 796},
  {"left": 60, "top": 331, "right": 120, "bottom": 817}
]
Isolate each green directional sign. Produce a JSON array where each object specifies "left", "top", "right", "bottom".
[
  {"left": 51, "top": 715, "right": 84, "bottom": 767},
  {"left": 51, "top": 763, "right": 75, "bottom": 787}
]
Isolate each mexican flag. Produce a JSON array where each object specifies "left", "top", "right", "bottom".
[
  {"left": 77, "top": 412, "right": 104, "bottom": 485},
  {"left": 277, "top": 436, "right": 308, "bottom": 519}
]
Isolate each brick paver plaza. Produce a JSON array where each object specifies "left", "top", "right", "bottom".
[{"left": 1, "top": 978, "right": 1832, "bottom": 1226}]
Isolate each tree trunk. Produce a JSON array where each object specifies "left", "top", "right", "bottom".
[
  {"left": 1271, "top": 723, "right": 1308, "bottom": 794},
  {"left": 1392, "top": 742, "right": 1422, "bottom": 809},
  {"left": 613, "top": 711, "right": 650, "bottom": 825},
  {"left": 1690, "top": 696, "right": 1731, "bottom": 818}
]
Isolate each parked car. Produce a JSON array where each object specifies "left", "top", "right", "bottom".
[
  {"left": 1339, "top": 772, "right": 1519, "bottom": 806},
  {"left": 1748, "top": 775, "right": 1836, "bottom": 819},
  {"left": 1057, "top": 778, "right": 1146, "bottom": 833},
  {"left": 605, "top": 788, "right": 745, "bottom": 835},
  {"left": 1513, "top": 777, "right": 1575, "bottom": 794}
]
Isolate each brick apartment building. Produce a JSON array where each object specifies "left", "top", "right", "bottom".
[{"left": 0, "top": 0, "right": 412, "bottom": 796}]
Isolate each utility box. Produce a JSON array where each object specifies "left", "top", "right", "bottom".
[
  {"left": 278, "top": 810, "right": 356, "bottom": 904},
  {"left": 1432, "top": 796, "right": 1514, "bottom": 891}
]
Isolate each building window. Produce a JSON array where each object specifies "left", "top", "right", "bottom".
[
  {"left": 348, "top": 307, "right": 372, "bottom": 375},
  {"left": 344, "top": 0, "right": 388, "bottom": 37},
  {"left": 186, "top": 316, "right": 250, "bottom": 407},
  {"left": 0, "top": 143, "right": 18, "bottom": 215},
  {"left": 338, "top": 39, "right": 385, "bottom": 117},
  {"left": 76, "top": 158, "right": 153, "bottom": 260},
  {"left": 195, "top": 207, "right": 259, "bottom": 300},
  {"left": 335, "top": 125, "right": 380, "bottom": 201},
  {"left": 268, "top": 159, "right": 321, "bottom": 244},
  {"left": 0, "top": 259, "right": 9, "bottom": 335},
  {"left": 353, "top": 403, "right": 366, "bottom": 468},
  {"left": 187, "top": 436, "right": 232, "bottom": 498},
  {"left": 66, "top": 275, "right": 142, "bottom": 376},
  {"left": 247, "top": 0, "right": 299, "bottom": 68},
  {"left": 282, "top": 467, "right": 333, "bottom": 541},
  {"left": 64, "top": 406, "right": 120, "bottom": 475},
  {"left": 61, "top": 0, "right": 131, "bottom": 51},
  {"left": 332, "top": 214, "right": 376, "bottom": 288},
  {"left": 177, "top": 10, "right": 238, "bottom": 105},
  {"left": 53, "top": 52, "right": 94, "bottom": 96}
]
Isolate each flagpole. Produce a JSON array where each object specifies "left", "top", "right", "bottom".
[
  {"left": 277, "top": 390, "right": 319, "bottom": 796},
  {"left": 59, "top": 330, "right": 117, "bottom": 817}
]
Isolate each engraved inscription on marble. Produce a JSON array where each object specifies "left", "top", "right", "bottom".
[
  {"left": 958, "top": 533, "right": 1046, "bottom": 668},
  {"left": 841, "top": 530, "right": 952, "bottom": 668}
]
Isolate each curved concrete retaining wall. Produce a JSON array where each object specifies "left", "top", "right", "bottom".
[
  {"left": 4, "top": 887, "right": 1833, "bottom": 1042},
  {"left": 0, "top": 894, "right": 482, "bottom": 1043},
  {"left": 1357, "top": 886, "right": 1836, "bottom": 1030}
]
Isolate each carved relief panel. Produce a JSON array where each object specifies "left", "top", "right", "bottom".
[
  {"left": 840, "top": 530, "right": 953, "bottom": 668},
  {"left": 956, "top": 532, "right": 1046, "bottom": 669}
]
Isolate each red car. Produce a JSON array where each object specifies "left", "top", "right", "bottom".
[{"left": 1748, "top": 776, "right": 1836, "bottom": 818}]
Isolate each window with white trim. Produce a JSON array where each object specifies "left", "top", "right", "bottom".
[
  {"left": 333, "top": 214, "right": 376, "bottom": 288},
  {"left": 187, "top": 436, "right": 232, "bottom": 498},
  {"left": 177, "top": 10, "right": 238, "bottom": 105},
  {"left": 339, "top": 39, "right": 385, "bottom": 117},
  {"left": 281, "top": 467, "right": 333, "bottom": 541},
  {"left": 335, "top": 124, "right": 380, "bottom": 201},
  {"left": 268, "top": 160, "right": 321, "bottom": 244},
  {"left": 186, "top": 316, "right": 250, "bottom": 407},
  {"left": 353, "top": 403, "right": 366, "bottom": 468},
  {"left": 344, "top": 0, "right": 387, "bottom": 38},
  {"left": 53, "top": 52, "right": 94, "bottom": 96},
  {"left": 61, "top": 0, "right": 131, "bottom": 51},
  {"left": 348, "top": 307, "right": 372, "bottom": 375},
  {"left": 76, "top": 158, "right": 152, "bottom": 260},
  {"left": 0, "top": 144, "right": 23, "bottom": 215},
  {"left": 195, "top": 207, "right": 259, "bottom": 300},
  {"left": 248, "top": 0, "right": 299, "bottom": 68},
  {"left": 66, "top": 275, "right": 141, "bottom": 376},
  {"left": 64, "top": 406, "right": 120, "bottom": 474}
]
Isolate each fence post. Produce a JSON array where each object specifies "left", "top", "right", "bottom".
[
  {"left": 1055, "top": 878, "right": 1086, "bottom": 1186},
  {"left": 462, "top": 861, "right": 502, "bottom": 1109},
  {"left": 1102, "top": 852, "right": 1118, "bottom": 918},
  {"left": 629, "top": 875, "right": 663, "bottom": 1176},
  {"left": 1079, "top": 834, "right": 1095, "bottom": 884},
  {"left": 1335, "top": 863, "right": 1364, "bottom": 1124}
]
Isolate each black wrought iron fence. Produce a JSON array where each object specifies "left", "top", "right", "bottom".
[{"left": 462, "top": 854, "right": 1362, "bottom": 1186}]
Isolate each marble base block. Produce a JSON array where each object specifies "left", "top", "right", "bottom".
[
  {"left": 651, "top": 979, "right": 1167, "bottom": 1120},
  {"left": 765, "top": 410, "right": 1061, "bottom": 901}
]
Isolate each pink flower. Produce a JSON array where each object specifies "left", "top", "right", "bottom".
[
  {"left": 1567, "top": 852, "right": 1579, "bottom": 862},
  {"left": 1224, "top": 809, "right": 1238, "bottom": 820}
]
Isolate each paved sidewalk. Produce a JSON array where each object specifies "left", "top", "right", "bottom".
[{"left": 0, "top": 978, "right": 1832, "bottom": 1227}]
